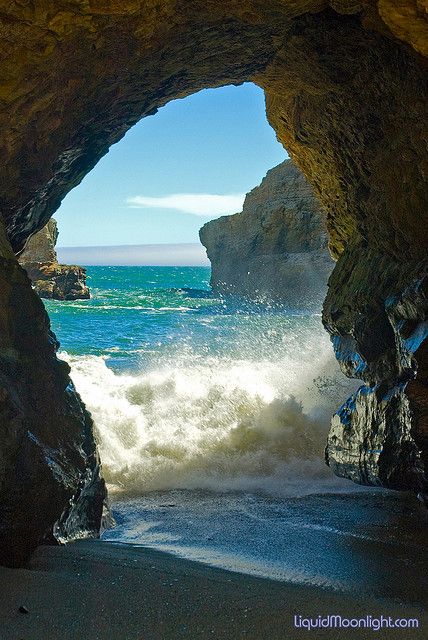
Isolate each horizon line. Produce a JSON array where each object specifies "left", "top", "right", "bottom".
[{"left": 57, "top": 241, "right": 203, "bottom": 249}]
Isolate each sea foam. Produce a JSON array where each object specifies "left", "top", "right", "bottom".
[{"left": 61, "top": 330, "right": 357, "bottom": 498}]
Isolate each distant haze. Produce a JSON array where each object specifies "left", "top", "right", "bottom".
[{"left": 57, "top": 243, "right": 210, "bottom": 267}]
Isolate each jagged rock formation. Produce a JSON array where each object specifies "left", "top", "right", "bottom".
[
  {"left": 200, "top": 160, "right": 333, "bottom": 307},
  {"left": 323, "top": 242, "right": 428, "bottom": 493},
  {"left": 18, "top": 219, "right": 90, "bottom": 301},
  {"left": 0, "top": 2, "right": 426, "bottom": 564}
]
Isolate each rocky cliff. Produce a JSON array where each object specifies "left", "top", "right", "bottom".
[
  {"left": 0, "top": 1, "right": 426, "bottom": 565},
  {"left": 200, "top": 161, "right": 333, "bottom": 307},
  {"left": 19, "top": 219, "right": 89, "bottom": 301}
]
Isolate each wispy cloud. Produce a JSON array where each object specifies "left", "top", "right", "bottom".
[{"left": 126, "top": 193, "right": 245, "bottom": 217}]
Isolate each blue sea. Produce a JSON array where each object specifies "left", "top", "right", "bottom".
[
  {"left": 46, "top": 265, "right": 351, "bottom": 495},
  {"left": 44, "top": 266, "right": 428, "bottom": 599}
]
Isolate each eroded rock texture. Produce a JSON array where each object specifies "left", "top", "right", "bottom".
[
  {"left": 200, "top": 160, "right": 333, "bottom": 307},
  {"left": 0, "top": 1, "right": 427, "bottom": 563},
  {"left": 324, "top": 241, "right": 428, "bottom": 492},
  {"left": 18, "top": 219, "right": 90, "bottom": 300}
]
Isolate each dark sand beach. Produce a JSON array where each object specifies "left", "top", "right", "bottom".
[{"left": 0, "top": 539, "right": 426, "bottom": 640}]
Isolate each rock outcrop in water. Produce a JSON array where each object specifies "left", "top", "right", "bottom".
[
  {"left": 200, "top": 160, "right": 333, "bottom": 307},
  {"left": 0, "top": 2, "right": 426, "bottom": 564},
  {"left": 18, "top": 219, "right": 90, "bottom": 301}
]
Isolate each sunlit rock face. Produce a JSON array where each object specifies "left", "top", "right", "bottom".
[
  {"left": 18, "top": 219, "right": 90, "bottom": 301},
  {"left": 0, "top": 1, "right": 427, "bottom": 564},
  {"left": 200, "top": 160, "right": 333, "bottom": 307}
]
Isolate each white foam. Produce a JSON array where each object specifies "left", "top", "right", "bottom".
[{"left": 61, "top": 329, "right": 357, "bottom": 498}]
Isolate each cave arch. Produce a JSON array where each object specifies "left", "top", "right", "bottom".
[{"left": 0, "top": 2, "right": 427, "bottom": 565}]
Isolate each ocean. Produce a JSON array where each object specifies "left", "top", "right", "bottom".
[{"left": 45, "top": 266, "right": 428, "bottom": 600}]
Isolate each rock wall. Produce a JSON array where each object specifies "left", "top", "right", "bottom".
[
  {"left": 18, "top": 219, "right": 90, "bottom": 301},
  {"left": 323, "top": 241, "right": 428, "bottom": 493},
  {"left": 256, "top": 11, "right": 428, "bottom": 498},
  {"left": 200, "top": 160, "right": 333, "bottom": 307},
  {"left": 0, "top": 220, "right": 105, "bottom": 567},
  {"left": 0, "top": 2, "right": 426, "bottom": 564}
]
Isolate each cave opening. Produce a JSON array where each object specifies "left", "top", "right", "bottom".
[
  {"left": 0, "top": 4, "right": 427, "bottom": 570},
  {"left": 23, "top": 82, "right": 349, "bottom": 505}
]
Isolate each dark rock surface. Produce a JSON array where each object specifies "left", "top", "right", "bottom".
[
  {"left": 200, "top": 160, "right": 333, "bottom": 308},
  {"left": 0, "top": 2, "right": 426, "bottom": 564},
  {"left": 323, "top": 240, "right": 428, "bottom": 495},
  {"left": 0, "top": 221, "right": 106, "bottom": 567},
  {"left": 18, "top": 220, "right": 89, "bottom": 301}
]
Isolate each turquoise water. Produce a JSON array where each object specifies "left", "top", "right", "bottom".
[
  {"left": 43, "top": 267, "right": 428, "bottom": 599},
  {"left": 46, "top": 266, "right": 215, "bottom": 370},
  {"left": 46, "top": 266, "right": 353, "bottom": 496},
  {"left": 46, "top": 265, "right": 331, "bottom": 373}
]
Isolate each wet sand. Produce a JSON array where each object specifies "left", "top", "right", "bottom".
[
  {"left": 1, "top": 539, "right": 426, "bottom": 640},
  {"left": 103, "top": 489, "right": 428, "bottom": 600}
]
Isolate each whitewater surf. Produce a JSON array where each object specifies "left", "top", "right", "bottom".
[{"left": 43, "top": 266, "right": 428, "bottom": 597}]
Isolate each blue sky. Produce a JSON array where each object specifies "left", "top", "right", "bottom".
[{"left": 56, "top": 83, "right": 287, "bottom": 248}]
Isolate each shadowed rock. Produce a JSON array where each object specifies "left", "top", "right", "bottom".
[{"left": 0, "top": 220, "right": 106, "bottom": 567}]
